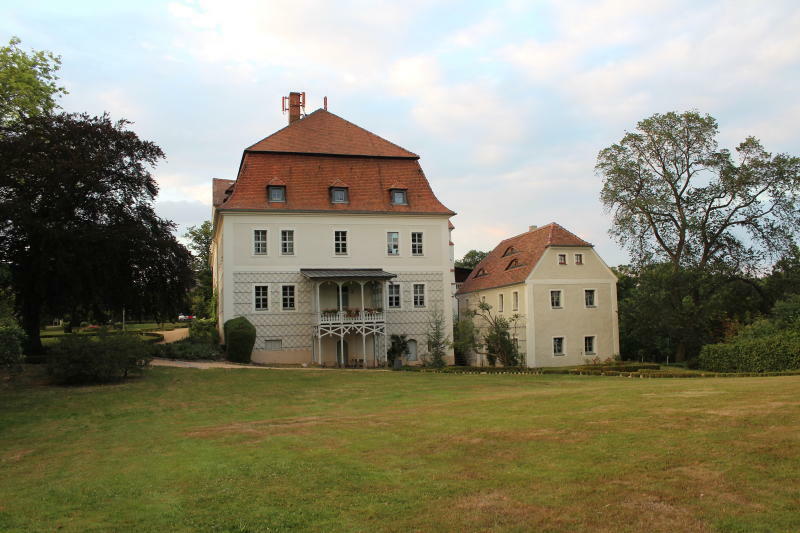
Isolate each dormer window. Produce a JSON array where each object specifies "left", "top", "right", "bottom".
[
  {"left": 503, "top": 246, "right": 517, "bottom": 256},
  {"left": 331, "top": 187, "right": 349, "bottom": 204},
  {"left": 506, "top": 259, "right": 520, "bottom": 270},
  {"left": 390, "top": 189, "right": 408, "bottom": 205},
  {"left": 268, "top": 185, "right": 286, "bottom": 202},
  {"left": 474, "top": 268, "right": 488, "bottom": 278}
]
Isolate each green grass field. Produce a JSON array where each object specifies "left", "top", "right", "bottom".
[{"left": 1, "top": 368, "right": 799, "bottom": 532}]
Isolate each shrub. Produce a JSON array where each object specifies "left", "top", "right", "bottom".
[
  {"left": 151, "top": 337, "right": 222, "bottom": 360},
  {"left": 224, "top": 316, "right": 256, "bottom": 363},
  {"left": 190, "top": 318, "right": 220, "bottom": 344},
  {"left": 387, "top": 334, "right": 409, "bottom": 368},
  {"left": 698, "top": 331, "right": 800, "bottom": 372},
  {"left": 0, "top": 325, "right": 26, "bottom": 373},
  {"left": 47, "top": 333, "right": 152, "bottom": 385}
]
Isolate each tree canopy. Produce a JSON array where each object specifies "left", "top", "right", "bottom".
[
  {"left": 184, "top": 220, "right": 214, "bottom": 317},
  {"left": 455, "top": 249, "right": 488, "bottom": 269},
  {"left": 598, "top": 111, "right": 800, "bottom": 274},
  {"left": 0, "top": 112, "right": 193, "bottom": 352},
  {"left": 0, "top": 37, "right": 67, "bottom": 125}
]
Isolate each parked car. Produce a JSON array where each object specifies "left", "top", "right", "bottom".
[{"left": 178, "top": 314, "right": 195, "bottom": 321}]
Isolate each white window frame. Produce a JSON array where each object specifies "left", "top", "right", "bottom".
[
  {"left": 412, "top": 283, "right": 426, "bottom": 309},
  {"left": 390, "top": 189, "right": 408, "bottom": 205},
  {"left": 583, "top": 335, "right": 596, "bottom": 355},
  {"left": 253, "top": 284, "right": 269, "bottom": 312},
  {"left": 387, "top": 283, "right": 402, "bottom": 309},
  {"left": 553, "top": 336, "right": 565, "bottom": 356},
  {"left": 281, "top": 284, "right": 296, "bottom": 311},
  {"left": 498, "top": 293, "right": 504, "bottom": 313},
  {"left": 253, "top": 229, "right": 268, "bottom": 256},
  {"left": 550, "top": 289, "right": 563, "bottom": 309},
  {"left": 584, "top": 288, "right": 597, "bottom": 308},
  {"left": 280, "top": 229, "right": 295, "bottom": 256},
  {"left": 575, "top": 253, "right": 583, "bottom": 265},
  {"left": 331, "top": 187, "right": 349, "bottom": 204},
  {"left": 264, "top": 339, "right": 283, "bottom": 351},
  {"left": 386, "top": 231, "right": 400, "bottom": 256},
  {"left": 512, "top": 291, "right": 519, "bottom": 311},
  {"left": 557, "top": 253, "right": 567, "bottom": 265},
  {"left": 333, "top": 229, "right": 348, "bottom": 256},
  {"left": 411, "top": 231, "right": 424, "bottom": 256},
  {"left": 268, "top": 185, "right": 286, "bottom": 203}
]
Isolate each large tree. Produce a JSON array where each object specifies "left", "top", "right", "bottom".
[
  {"left": 598, "top": 111, "right": 800, "bottom": 360},
  {"left": 455, "top": 249, "right": 488, "bottom": 269},
  {"left": 0, "top": 112, "right": 193, "bottom": 353},
  {"left": 0, "top": 37, "right": 67, "bottom": 125},
  {"left": 598, "top": 111, "right": 800, "bottom": 272}
]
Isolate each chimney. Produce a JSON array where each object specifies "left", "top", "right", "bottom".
[
  {"left": 529, "top": 225, "right": 538, "bottom": 232},
  {"left": 288, "top": 91, "right": 303, "bottom": 124}
]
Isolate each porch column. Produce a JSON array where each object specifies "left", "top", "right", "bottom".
[
  {"left": 360, "top": 281, "right": 367, "bottom": 368},
  {"left": 337, "top": 281, "right": 343, "bottom": 367}
]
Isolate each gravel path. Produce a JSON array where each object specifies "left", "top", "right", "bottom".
[{"left": 154, "top": 327, "right": 190, "bottom": 344}]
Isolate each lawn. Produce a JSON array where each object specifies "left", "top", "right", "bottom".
[{"left": 1, "top": 369, "right": 799, "bottom": 532}]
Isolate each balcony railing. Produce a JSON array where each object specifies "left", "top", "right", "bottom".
[{"left": 318, "top": 309, "right": 385, "bottom": 324}]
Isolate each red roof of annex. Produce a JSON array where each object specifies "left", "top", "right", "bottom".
[{"left": 456, "top": 223, "right": 593, "bottom": 295}]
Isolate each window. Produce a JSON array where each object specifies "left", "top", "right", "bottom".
[
  {"left": 264, "top": 339, "right": 283, "bottom": 351},
  {"left": 499, "top": 293, "right": 504, "bottom": 312},
  {"left": 411, "top": 232, "right": 423, "bottom": 255},
  {"left": 281, "top": 230, "right": 294, "bottom": 255},
  {"left": 253, "top": 230, "right": 267, "bottom": 255},
  {"left": 550, "top": 290, "right": 562, "bottom": 309},
  {"left": 268, "top": 186, "right": 286, "bottom": 202},
  {"left": 512, "top": 291, "right": 519, "bottom": 311},
  {"left": 334, "top": 230, "right": 348, "bottom": 255},
  {"left": 388, "top": 284, "right": 401, "bottom": 308},
  {"left": 553, "top": 337, "right": 565, "bottom": 356},
  {"left": 584, "top": 336, "right": 595, "bottom": 355},
  {"left": 413, "top": 284, "right": 426, "bottom": 308},
  {"left": 254, "top": 285, "right": 269, "bottom": 310},
  {"left": 558, "top": 253, "right": 567, "bottom": 265},
  {"left": 282, "top": 285, "right": 295, "bottom": 310},
  {"left": 506, "top": 259, "right": 519, "bottom": 270},
  {"left": 503, "top": 246, "right": 516, "bottom": 256},
  {"left": 387, "top": 231, "right": 399, "bottom": 256},
  {"left": 475, "top": 268, "right": 488, "bottom": 277},
  {"left": 331, "top": 187, "right": 349, "bottom": 203},
  {"left": 390, "top": 189, "right": 407, "bottom": 205},
  {"left": 585, "top": 289, "right": 596, "bottom": 308},
  {"left": 575, "top": 253, "right": 583, "bottom": 265}
]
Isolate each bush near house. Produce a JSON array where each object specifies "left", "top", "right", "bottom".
[
  {"left": 189, "top": 318, "right": 220, "bottom": 344},
  {"left": 151, "top": 337, "right": 222, "bottom": 361},
  {"left": 47, "top": 334, "right": 152, "bottom": 385},
  {"left": 0, "top": 325, "right": 26, "bottom": 373},
  {"left": 224, "top": 317, "right": 256, "bottom": 363}
]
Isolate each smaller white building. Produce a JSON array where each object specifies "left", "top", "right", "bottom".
[{"left": 455, "top": 223, "right": 620, "bottom": 367}]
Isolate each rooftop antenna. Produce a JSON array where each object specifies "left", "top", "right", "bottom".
[
  {"left": 324, "top": 96, "right": 328, "bottom": 110},
  {"left": 282, "top": 92, "right": 306, "bottom": 123}
]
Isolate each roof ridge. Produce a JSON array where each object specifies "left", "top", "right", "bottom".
[{"left": 317, "top": 109, "right": 418, "bottom": 158}]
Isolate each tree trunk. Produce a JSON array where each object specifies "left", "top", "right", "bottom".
[{"left": 674, "top": 341, "right": 687, "bottom": 362}]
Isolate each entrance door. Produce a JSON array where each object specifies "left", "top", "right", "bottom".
[
  {"left": 407, "top": 339, "right": 418, "bottom": 362},
  {"left": 336, "top": 339, "right": 349, "bottom": 366}
]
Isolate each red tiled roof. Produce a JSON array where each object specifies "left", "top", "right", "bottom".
[
  {"left": 220, "top": 152, "right": 454, "bottom": 215},
  {"left": 246, "top": 109, "right": 418, "bottom": 159},
  {"left": 456, "top": 223, "right": 592, "bottom": 295},
  {"left": 212, "top": 178, "right": 235, "bottom": 207},
  {"left": 448, "top": 220, "right": 455, "bottom": 230}
]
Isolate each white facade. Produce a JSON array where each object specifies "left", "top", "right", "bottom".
[{"left": 213, "top": 211, "right": 455, "bottom": 366}]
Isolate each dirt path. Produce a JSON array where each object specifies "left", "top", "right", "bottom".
[
  {"left": 153, "top": 327, "right": 189, "bottom": 344},
  {"left": 150, "top": 358, "right": 389, "bottom": 371}
]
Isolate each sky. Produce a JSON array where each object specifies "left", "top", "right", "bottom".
[{"left": 3, "top": 0, "right": 800, "bottom": 266}]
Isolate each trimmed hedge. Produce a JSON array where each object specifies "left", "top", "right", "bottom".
[
  {"left": 224, "top": 316, "right": 256, "bottom": 363},
  {"left": 698, "top": 331, "right": 800, "bottom": 372},
  {"left": 47, "top": 334, "right": 152, "bottom": 385},
  {"left": 151, "top": 337, "right": 222, "bottom": 361}
]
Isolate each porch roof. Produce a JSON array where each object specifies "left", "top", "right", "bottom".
[{"left": 300, "top": 268, "right": 397, "bottom": 281}]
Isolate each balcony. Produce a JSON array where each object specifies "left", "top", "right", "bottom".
[{"left": 318, "top": 309, "right": 385, "bottom": 324}]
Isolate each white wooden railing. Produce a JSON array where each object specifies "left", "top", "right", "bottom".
[{"left": 318, "top": 310, "right": 385, "bottom": 324}]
